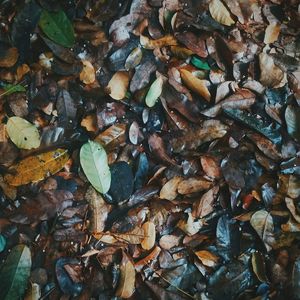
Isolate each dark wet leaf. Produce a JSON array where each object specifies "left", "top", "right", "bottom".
[
  {"left": 208, "top": 259, "right": 253, "bottom": 300},
  {"left": 285, "top": 104, "right": 300, "bottom": 142},
  {"left": 56, "top": 258, "right": 83, "bottom": 296},
  {"left": 224, "top": 109, "right": 282, "bottom": 145},
  {"left": 56, "top": 89, "right": 77, "bottom": 129},
  {"left": 108, "top": 161, "right": 133, "bottom": 204},
  {"left": 216, "top": 215, "right": 240, "bottom": 260}
]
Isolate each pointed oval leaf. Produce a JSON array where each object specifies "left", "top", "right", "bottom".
[
  {"left": 0, "top": 245, "right": 32, "bottom": 300},
  {"left": 107, "top": 71, "right": 130, "bottom": 100},
  {"left": 80, "top": 140, "right": 111, "bottom": 194},
  {"left": 39, "top": 9, "right": 75, "bottom": 48},
  {"left": 6, "top": 116, "right": 40, "bottom": 149},
  {"left": 145, "top": 77, "right": 164, "bottom": 108},
  {"left": 125, "top": 47, "right": 143, "bottom": 70},
  {"left": 285, "top": 105, "right": 300, "bottom": 142},
  {"left": 5, "top": 149, "right": 69, "bottom": 186},
  {"left": 209, "top": 0, "right": 235, "bottom": 26}
]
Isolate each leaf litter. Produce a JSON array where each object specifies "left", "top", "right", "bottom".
[{"left": 0, "top": 0, "right": 299, "bottom": 299}]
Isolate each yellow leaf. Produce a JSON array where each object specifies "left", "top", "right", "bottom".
[
  {"left": 141, "top": 221, "right": 156, "bottom": 250},
  {"left": 6, "top": 117, "right": 40, "bottom": 150},
  {"left": 116, "top": 253, "right": 136, "bottom": 298},
  {"left": 5, "top": 149, "right": 69, "bottom": 186},
  {"left": 209, "top": 0, "right": 235, "bottom": 26},
  {"left": 159, "top": 176, "right": 183, "bottom": 200},
  {"left": 140, "top": 35, "right": 178, "bottom": 49},
  {"left": 264, "top": 22, "right": 280, "bottom": 44},
  {"left": 79, "top": 60, "right": 95, "bottom": 84},
  {"left": 107, "top": 71, "right": 130, "bottom": 100},
  {"left": 180, "top": 69, "right": 211, "bottom": 101}
]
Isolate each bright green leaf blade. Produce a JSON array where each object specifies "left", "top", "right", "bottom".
[
  {"left": 3, "top": 84, "right": 26, "bottom": 96},
  {"left": 145, "top": 77, "right": 164, "bottom": 108},
  {"left": 191, "top": 56, "right": 211, "bottom": 70},
  {"left": 0, "top": 245, "right": 32, "bottom": 300},
  {"left": 80, "top": 140, "right": 111, "bottom": 194},
  {"left": 6, "top": 117, "right": 41, "bottom": 150},
  {"left": 39, "top": 9, "right": 75, "bottom": 48}
]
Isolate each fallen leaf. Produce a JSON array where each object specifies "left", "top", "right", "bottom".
[
  {"left": 145, "top": 76, "right": 164, "bottom": 107},
  {"left": 159, "top": 176, "right": 183, "bottom": 200},
  {"left": 264, "top": 22, "right": 280, "bottom": 44},
  {"left": 180, "top": 69, "right": 211, "bottom": 101},
  {"left": 116, "top": 253, "right": 136, "bottom": 298},
  {"left": 107, "top": 71, "right": 130, "bottom": 100},
  {"left": 140, "top": 34, "right": 178, "bottom": 49},
  {"left": 80, "top": 140, "right": 111, "bottom": 194},
  {"left": 141, "top": 221, "right": 156, "bottom": 250},
  {"left": 79, "top": 60, "right": 95, "bottom": 84},
  {"left": 6, "top": 117, "right": 40, "bottom": 150},
  {"left": 5, "top": 149, "right": 69, "bottom": 186},
  {"left": 195, "top": 250, "right": 219, "bottom": 267},
  {"left": 209, "top": 0, "right": 235, "bottom": 26},
  {"left": 0, "top": 46, "right": 19, "bottom": 67}
]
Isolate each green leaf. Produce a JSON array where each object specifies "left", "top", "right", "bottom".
[
  {"left": 39, "top": 9, "right": 75, "bottom": 48},
  {"left": 3, "top": 84, "right": 26, "bottom": 96},
  {"left": 191, "top": 56, "right": 210, "bottom": 70},
  {"left": 0, "top": 235, "right": 6, "bottom": 252},
  {"left": 6, "top": 117, "right": 40, "bottom": 150},
  {"left": 80, "top": 140, "right": 111, "bottom": 194},
  {"left": 224, "top": 109, "right": 282, "bottom": 145},
  {"left": 0, "top": 244, "right": 32, "bottom": 300},
  {"left": 285, "top": 105, "right": 300, "bottom": 142},
  {"left": 145, "top": 77, "right": 164, "bottom": 108}
]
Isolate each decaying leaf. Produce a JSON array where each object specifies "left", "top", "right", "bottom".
[
  {"left": 180, "top": 69, "right": 211, "bottom": 101},
  {"left": 86, "top": 186, "right": 111, "bottom": 235},
  {"left": 141, "top": 221, "right": 156, "bottom": 250},
  {"left": 79, "top": 60, "right": 95, "bottom": 84},
  {"left": 107, "top": 71, "right": 130, "bottom": 100},
  {"left": 259, "top": 53, "right": 285, "bottom": 87},
  {"left": 250, "top": 210, "right": 275, "bottom": 251},
  {"left": 0, "top": 46, "right": 19, "bottom": 67},
  {"left": 264, "top": 22, "right": 280, "bottom": 44},
  {"left": 140, "top": 35, "right": 178, "bottom": 49},
  {"left": 116, "top": 252, "right": 136, "bottom": 298},
  {"left": 159, "top": 176, "right": 183, "bottom": 200},
  {"left": 5, "top": 149, "right": 69, "bottom": 186},
  {"left": 195, "top": 250, "right": 219, "bottom": 267}
]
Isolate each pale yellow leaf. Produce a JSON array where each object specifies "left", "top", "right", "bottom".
[
  {"left": 264, "top": 22, "right": 280, "bottom": 44},
  {"left": 209, "top": 0, "right": 235, "bottom": 26},
  {"left": 80, "top": 60, "right": 95, "bottom": 84}
]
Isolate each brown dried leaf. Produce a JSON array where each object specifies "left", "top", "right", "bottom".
[
  {"left": 159, "top": 176, "right": 183, "bottom": 200},
  {"left": 0, "top": 47, "right": 19, "bottom": 67},
  {"left": 116, "top": 253, "right": 135, "bottom": 299},
  {"left": 140, "top": 35, "right": 178, "bottom": 49},
  {"left": 159, "top": 235, "right": 181, "bottom": 250},
  {"left": 264, "top": 22, "right": 280, "bottom": 44},
  {"left": 107, "top": 71, "right": 130, "bottom": 100},
  {"left": 180, "top": 69, "right": 211, "bottom": 101},
  {"left": 192, "top": 186, "right": 219, "bottom": 218},
  {"left": 195, "top": 250, "right": 219, "bottom": 267},
  {"left": 79, "top": 60, "right": 95, "bottom": 84},
  {"left": 178, "top": 177, "right": 212, "bottom": 195},
  {"left": 200, "top": 155, "right": 221, "bottom": 178},
  {"left": 141, "top": 221, "right": 156, "bottom": 250}
]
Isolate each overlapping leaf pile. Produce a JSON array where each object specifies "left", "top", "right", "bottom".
[{"left": 0, "top": 0, "right": 299, "bottom": 299}]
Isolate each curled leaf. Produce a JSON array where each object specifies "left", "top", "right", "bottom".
[{"left": 79, "top": 60, "right": 95, "bottom": 84}]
